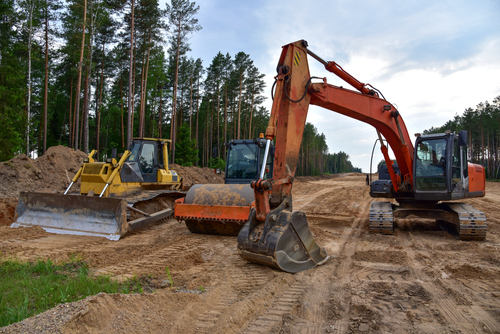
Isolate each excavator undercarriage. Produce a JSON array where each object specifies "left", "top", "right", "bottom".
[{"left": 370, "top": 201, "right": 487, "bottom": 240}]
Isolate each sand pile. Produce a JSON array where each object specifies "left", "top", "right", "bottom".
[
  {"left": 0, "top": 146, "right": 88, "bottom": 198},
  {"left": 170, "top": 164, "right": 224, "bottom": 188}
]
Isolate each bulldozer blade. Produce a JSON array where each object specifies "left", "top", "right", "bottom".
[
  {"left": 12, "top": 192, "right": 128, "bottom": 240},
  {"left": 237, "top": 199, "right": 329, "bottom": 273}
]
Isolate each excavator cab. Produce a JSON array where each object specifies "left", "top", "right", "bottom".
[{"left": 413, "top": 130, "right": 470, "bottom": 201}]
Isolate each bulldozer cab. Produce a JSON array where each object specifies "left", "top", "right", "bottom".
[
  {"left": 414, "top": 131, "right": 469, "bottom": 201},
  {"left": 225, "top": 139, "right": 274, "bottom": 184},
  {"left": 121, "top": 138, "right": 168, "bottom": 183}
]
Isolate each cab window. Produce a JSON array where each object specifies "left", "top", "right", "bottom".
[
  {"left": 128, "top": 143, "right": 141, "bottom": 162},
  {"left": 415, "top": 138, "right": 447, "bottom": 191},
  {"left": 227, "top": 144, "right": 258, "bottom": 179},
  {"left": 139, "top": 143, "right": 155, "bottom": 174}
]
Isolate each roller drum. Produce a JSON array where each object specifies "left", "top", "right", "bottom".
[{"left": 180, "top": 184, "right": 255, "bottom": 236}]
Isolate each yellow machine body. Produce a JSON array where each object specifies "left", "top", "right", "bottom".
[{"left": 13, "top": 138, "right": 183, "bottom": 240}]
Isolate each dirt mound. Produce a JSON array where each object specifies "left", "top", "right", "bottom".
[
  {"left": 170, "top": 164, "right": 224, "bottom": 188},
  {"left": 0, "top": 146, "right": 87, "bottom": 198},
  {"left": 444, "top": 264, "right": 498, "bottom": 280},
  {"left": 0, "top": 198, "right": 18, "bottom": 225}
]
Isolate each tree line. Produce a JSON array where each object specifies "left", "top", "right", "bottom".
[
  {"left": 0, "top": 0, "right": 270, "bottom": 164},
  {"left": 423, "top": 96, "right": 500, "bottom": 180},
  {"left": 296, "top": 122, "right": 361, "bottom": 176},
  {"left": 0, "top": 0, "right": 361, "bottom": 176}
]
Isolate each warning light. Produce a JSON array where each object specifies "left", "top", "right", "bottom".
[{"left": 259, "top": 133, "right": 264, "bottom": 138}]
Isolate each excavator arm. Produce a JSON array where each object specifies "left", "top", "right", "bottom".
[{"left": 238, "top": 40, "right": 415, "bottom": 273}]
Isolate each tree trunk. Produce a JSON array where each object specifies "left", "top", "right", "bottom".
[
  {"left": 249, "top": 90, "right": 255, "bottom": 139},
  {"left": 196, "top": 77, "right": 199, "bottom": 150},
  {"left": 83, "top": 0, "right": 96, "bottom": 154},
  {"left": 68, "top": 79, "right": 73, "bottom": 147},
  {"left": 158, "top": 86, "right": 163, "bottom": 137},
  {"left": 96, "top": 43, "right": 105, "bottom": 156},
  {"left": 81, "top": 68, "right": 89, "bottom": 151},
  {"left": 237, "top": 74, "right": 243, "bottom": 139},
  {"left": 83, "top": 60, "right": 90, "bottom": 153},
  {"left": 216, "top": 83, "right": 220, "bottom": 158},
  {"left": 119, "top": 78, "right": 124, "bottom": 148},
  {"left": 171, "top": 19, "right": 182, "bottom": 164},
  {"left": 127, "top": 0, "right": 135, "bottom": 149},
  {"left": 138, "top": 50, "right": 146, "bottom": 137},
  {"left": 224, "top": 85, "right": 227, "bottom": 158},
  {"left": 140, "top": 37, "right": 152, "bottom": 138},
  {"left": 189, "top": 74, "right": 193, "bottom": 137},
  {"left": 43, "top": 4, "right": 48, "bottom": 154},
  {"left": 74, "top": 0, "right": 87, "bottom": 151},
  {"left": 26, "top": 0, "right": 34, "bottom": 157}
]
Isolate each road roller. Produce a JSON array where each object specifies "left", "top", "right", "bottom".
[{"left": 174, "top": 136, "right": 274, "bottom": 236}]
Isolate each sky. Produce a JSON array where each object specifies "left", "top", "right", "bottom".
[{"left": 168, "top": 0, "right": 500, "bottom": 173}]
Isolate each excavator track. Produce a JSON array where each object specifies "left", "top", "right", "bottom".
[
  {"left": 445, "top": 203, "right": 487, "bottom": 241},
  {"left": 368, "top": 201, "right": 487, "bottom": 240},
  {"left": 369, "top": 201, "right": 394, "bottom": 235}
]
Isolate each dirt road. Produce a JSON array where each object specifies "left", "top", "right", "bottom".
[{"left": 1, "top": 174, "right": 499, "bottom": 333}]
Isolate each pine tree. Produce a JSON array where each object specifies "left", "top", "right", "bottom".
[
  {"left": 175, "top": 124, "right": 198, "bottom": 166},
  {"left": 165, "top": 0, "right": 201, "bottom": 164}
]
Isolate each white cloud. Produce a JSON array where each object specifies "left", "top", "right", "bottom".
[{"left": 168, "top": 0, "right": 500, "bottom": 172}]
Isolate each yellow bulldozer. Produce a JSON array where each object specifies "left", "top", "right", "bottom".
[{"left": 12, "top": 138, "right": 185, "bottom": 240}]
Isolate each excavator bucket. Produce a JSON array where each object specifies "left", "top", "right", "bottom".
[
  {"left": 175, "top": 184, "right": 255, "bottom": 236},
  {"left": 237, "top": 198, "right": 329, "bottom": 273},
  {"left": 12, "top": 192, "right": 129, "bottom": 240}
]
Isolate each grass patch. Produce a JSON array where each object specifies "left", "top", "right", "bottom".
[{"left": 0, "top": 257, "right": 146, "bottom": 327}]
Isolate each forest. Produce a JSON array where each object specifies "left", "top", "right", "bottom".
[
  {"left": 423, "top": 96, "right": 500, "bottom": 180},
  {"left": 0, "top": 0, "right": 360, "bottom": 175}
]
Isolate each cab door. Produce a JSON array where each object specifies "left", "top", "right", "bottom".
[
  {"left": 138, "top": 142, "right": 158, "bottom": 182},
  {"left": 450, "top": 131, "right": 469, "bottom": 199}
]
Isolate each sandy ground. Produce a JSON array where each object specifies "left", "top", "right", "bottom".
[{"left": 1, "top": 174, "right": 499, "bottom": 333}]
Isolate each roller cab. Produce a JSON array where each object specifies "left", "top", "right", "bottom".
[{"left": 174, "top": 137, "right": 274, "bottom": 236}]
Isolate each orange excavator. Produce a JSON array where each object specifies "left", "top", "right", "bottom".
[{"left": 237, "top": 40, "right": 486, "bottom": 273}]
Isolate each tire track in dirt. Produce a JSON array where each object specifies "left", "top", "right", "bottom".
[
  {"left": 94, "top": 239, "right": 206, "bottom": 279},
  {"left": 293, "top": 186, "right": 337, "bottom": 212},
  {"left": 189, "top": 254, "right": 277, "bottom": 333},
  {"left": 0, "top": 235, "right": 107, "bottom": 262},
  {"left": 329, "top": 209, "right": 370, "bottom": 333},
  {"left": 242, "top": 282, "right": 305, "bottom": 333},
  {"left": 402, "top": 228, "right": 500, "bottom": 333},
  {"left": 294, "top": 180, "right": 372, "bottom": 334}
]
